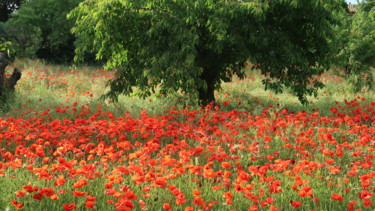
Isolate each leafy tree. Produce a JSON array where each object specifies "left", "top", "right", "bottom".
[
  {"left": 70, "top": 0, "right": 343, "bottom": 105},
  {"left": 1, "top": 22, "right": 42, "bottom": 58},
  {"left": 336, "top": 0, "right": 375, "bottom": 91},
  {"left": 0, "top": 0, "right": 23, "bottom": 22},
  {"left": 6, "top": 0, "right": 82, "bottom": 62},
  {"left": 0, "top": 38, "right": 15, "bottom": 58}
]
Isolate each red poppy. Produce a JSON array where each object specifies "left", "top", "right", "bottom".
[
  {"left": 221, "top": 162, "right": 231, "bottom": 169},
  {"left": 63, "top": 203, "right": 77, "bottom": 211},
  {"left": 85, "top": 201, "right": 95, "bottom": 209},
  {"left": 162, "top": 203, "right": 171, "bottom": 210},
  {"left": 72, "top": 190, "right": 88, "bottom": 197},
  {"left": 11, "top": 200, "right": 24, "bottom": 209},
  {"left": 331, "top": 194, "right": 343, "bottom": 201},
  {"left": 73, "top": 178, "right": 88, "bottom": 188},
  {"left": 15, "top": 190, "right": 26, "bottom": 197},
  {"left": 291, "top": 201, "right": 302, "bottom": 209}
]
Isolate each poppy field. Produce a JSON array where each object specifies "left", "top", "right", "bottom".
[{"left": 0, "top": 60, "right": 375, "bottom": 211}]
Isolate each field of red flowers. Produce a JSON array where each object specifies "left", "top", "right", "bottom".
[{"left": 0, "top": 60, "right": 374, "bottom": 210}]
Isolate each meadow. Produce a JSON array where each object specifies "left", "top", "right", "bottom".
[{"left": 0, "top": 59, "right": 374, "bottom": 211}]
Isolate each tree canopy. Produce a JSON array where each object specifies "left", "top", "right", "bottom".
[
  {"left": 70, "top": 0, "right": 344, "bottom": 105},
  {"left": 335, "top": 0, "right": 375, "bottom": 91},
  {"left": 4, "top": 0, "right": 82, "bottom": 62},
  {"left": 0, "top": 0, "right": 23, "bottom": 22}
]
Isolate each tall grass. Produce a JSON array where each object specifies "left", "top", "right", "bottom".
[{"left": 4, "top": 59, "right": 375, "bottom": 119}]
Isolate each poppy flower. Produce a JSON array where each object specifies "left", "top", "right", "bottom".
[
  {"left": 63, "top": 203, "right": 77, "bottom": 211},
  {"left": 163, "top": 203, "right": 171, "bottom": 211},
  {"left": 221, "top": 162, "right": 231, "bottom": 169},
  {"left": 11, "top": 200, "right": 23, "bottom": 209},
  {"left": 85, "top": 201, "right": 95, "bottom": 209},
  {"left": 290, "top": 201, "right": 302, "bottom": 208},
  {"left": 192, "top": 189, "right": 201, "bottom": 196},
  {"left": 15, "top": 190, "right": 26, "bottom": 197},
  {"left": 331, "top": 194, "right": 343, "bottom": 201},
  {"left": 72, "top": 190, "right": 88, "bottom": 197},
  {"left": 298, "top": 186, "right": 313, "bottom": 197},
  {"left": 73, "top": 178, "right": 88, "bottom": 188}
]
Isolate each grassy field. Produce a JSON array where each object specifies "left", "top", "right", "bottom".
[{"left": 0, "top": 59, "right": 374, "bottom": 210}]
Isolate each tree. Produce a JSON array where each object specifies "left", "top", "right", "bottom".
[
  {"left": 1, "top": 22, "right": 42, "bottom": 58},
  {"left": 0, "top": 39, "right": 22, "bottom": 98},
  {"left": 6, "top": 0, "right": 82, "bottom": 62},
  {"left": 336, "top": 0, "right": 375, "bottom": 91},
  {"left": 70, "top": 0, "right": 343, "bottom": 105},
  {"left": 0, "top": 0, "right": 23, "bottom": 22}
]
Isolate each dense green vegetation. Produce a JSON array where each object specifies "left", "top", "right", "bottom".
[
  {"left": 334, "top": 0, "right": 375, "bottom": 91},
  {"left": 1, "top": 0, "right": 82, "bottom": 62}
]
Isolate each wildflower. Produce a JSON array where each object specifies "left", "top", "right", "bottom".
[
  {"left": 330, "top": 107, "right": 338, "bottom": 114},
  {"left": 32, "top": 192, "right": 43, "bottom": 201},
  {"left": 221, "top": 162, "right": 231, "bottom": 169},
  {"left": 290, "top": 201, "right": 302, "bottom": 209},
  {"left": 72, "top": 190, "right": 88, "bottom": 197},
  {"left": 163, "top": 203, "right": 171, "bottom": 211},
  {"left": 123, "top": 190, "right": 138, "bottom": 200},
  {"left": 73, "top": 178, "right": 88, "bottom": 188},
  {"left": 347, "top": 200, "right": 357, "bottom": 211},
  {"left": 364, "top": 198, "right": 372, "bottom": 207},
  {"left": 298, "top": 186, "right": 313, "bottom": 197},
  {"left": 184, "top": 207, "right": 194, "bottom": 211},
  {"left": 86, "top": 196, "right": 97, "bottom": 201},
  {"left": 325, "top": 158, "right": 335, "bottom": 165},
  {"left": 63, "top": 203, "right": 77, "bottom": 211},
  {"left": 193, "top": 189, "right": 201, "bottom": 196},
  {"left": 40, "top": 188, "right": 54, "bottom": 197},
  {"left": 15, "top": 190, "right": 26, "bottom": 197},
  {"left": 153, "top": 177, "right": 168, "bottom": 188},
  {"left": 11, "top": 200, "right": 23, "bottom": 209},
  {"left": 22, "top": 184, "right": 38, "bottom": 193},
  {"left": 248, "top": 205, "right": 259, "bottom": 211},
  {"left": 331, "top": 194, "right": 343, "bottom": 201},
  {"left": 85, "top": 201, "right": 95, "bottom": 209}
]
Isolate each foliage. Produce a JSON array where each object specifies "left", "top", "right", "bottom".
[
  {"left": 0, "top": 0, "right": 23, "bottom": 22},
  {"left": 5, "top": 0, "right": 82, "bottom": 63},
  {"left": 336, "top": 0, "right": 375, "bottom": 91},
  {"left": 69, "top": 0, "right": 343, "bottom": 105},
  {"left": 1, "top": 22, "right": 42, "bottom": 59},
  {"left": 0, "top": 37, "right": 15, "bottom": 59}
]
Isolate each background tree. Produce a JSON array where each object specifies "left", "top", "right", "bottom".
[
  {"left": 5, "top": 0, "right": 82, "bottom": 62},
  {"left": 0, "top": 0, "right": 23, "bottom": 22},
  {"left": 0, "top": 22, "right": 42, "bottom": 58},
  {"left": 70, "top": 0, "right": 343, "bottom": 105},
  {"left": 336, "top": 0, "right": 375, "bottom": 91}
]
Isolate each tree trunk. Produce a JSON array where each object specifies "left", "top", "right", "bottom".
[
  {"left": 0, "top": 52, "right": 8, "bottom": 94},
  {"left": 198, "top": 83, "right": 215, "bottom": 107},
  {"left": 7, "top": 68, "right": 22, "bottom": 90},
  {"left": 0, "top": 52, "right": 22, "bottom": 96},
  {"left": 198, "top": 68, "right": 216, "bottom": 107}
]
